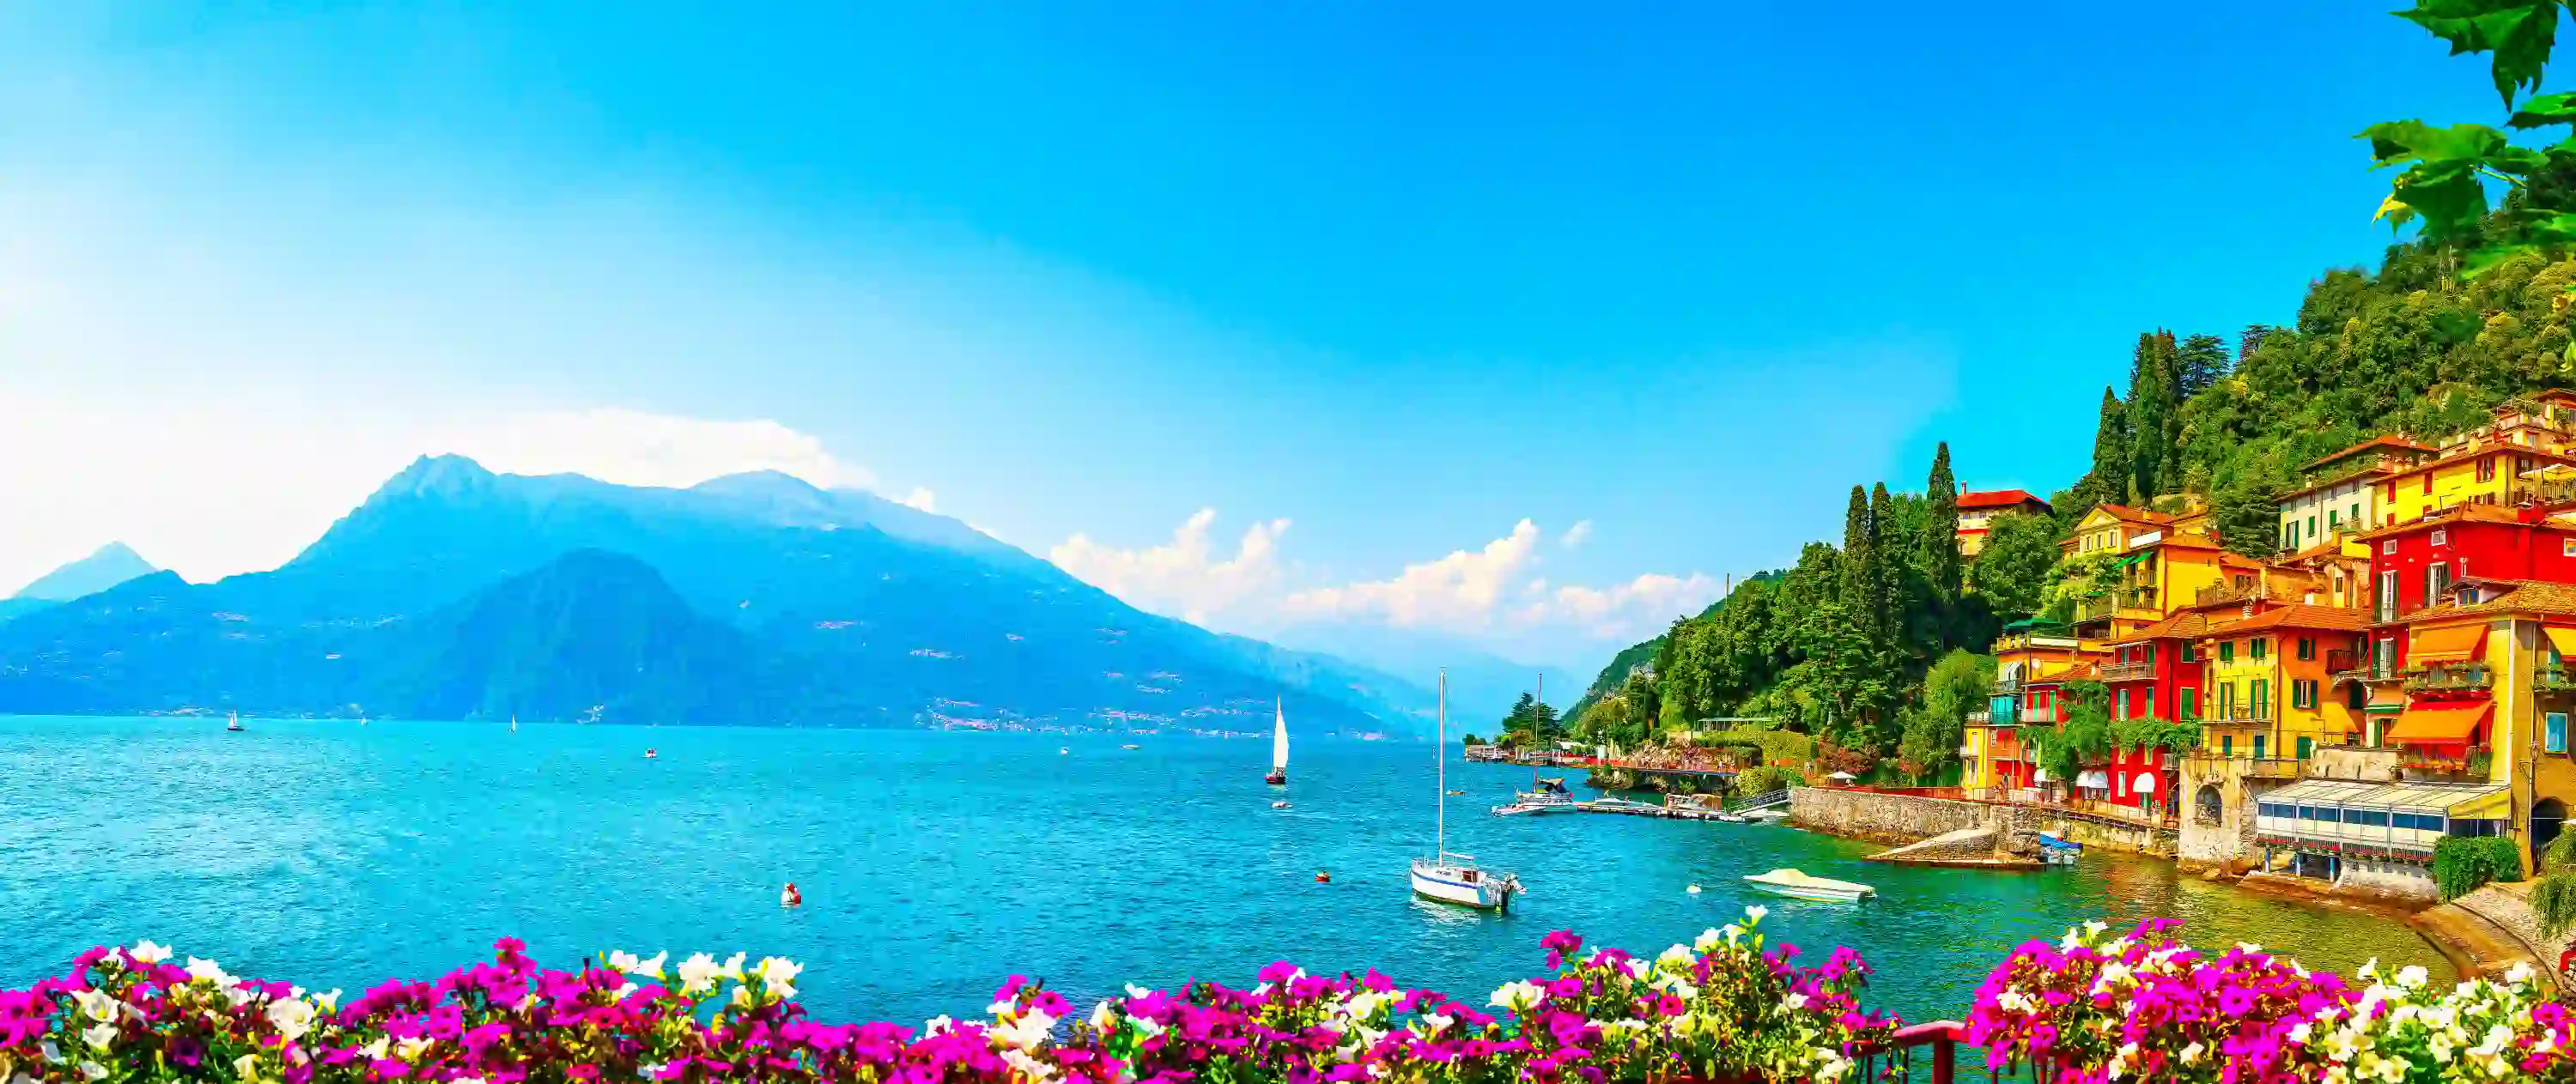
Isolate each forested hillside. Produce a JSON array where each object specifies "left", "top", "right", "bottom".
[{"left": 1566, "top": 232, "right": 2576, "bottom": 774}]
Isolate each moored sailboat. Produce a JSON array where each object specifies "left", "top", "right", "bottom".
[
  {"left": 1410, "top": 670, "right": 1522, "bottom": 910},
  {"left": 1265, "top": 699, "right": 1288, "bottom": 785},
  {"left": 225, "top": 712, "right": 244, "bottom": 733}
]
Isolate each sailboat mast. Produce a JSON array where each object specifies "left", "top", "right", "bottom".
[{"left": 1437, "top": 669, "right": 1446, "bottom": 861}]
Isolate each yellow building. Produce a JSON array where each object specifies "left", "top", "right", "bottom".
[
  {"left": 1965, "top": 621, "right": 2106, "bottom": 796},
  {"left": 2379, "top": 578, "right": 2576, "bottom": 872},
  {"left": 2196, "top": 604, "right": 2369, "bottom": 763},
  {"left": 2071, "top": 526, "right": 2257, "bottom": 642}
]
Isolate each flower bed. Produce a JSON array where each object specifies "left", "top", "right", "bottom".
[
  {"left": 0, "top": 907, "right": 1893, "bottom": 1084},
  {"left": 1968, "top": 917, "right": 2576, "bottom": 1082},
  {"left": 22, "top": 911, "right": 2576, "bottom": 1083}
]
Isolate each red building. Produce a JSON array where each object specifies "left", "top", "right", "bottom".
[
  {"left": 1956, "top": 488, "right": 2053, "bottom": 557},
  {"left": 2097, "top": 611, "right": 2217, "bottom": 812},
  {"left": 2362, "top": 505, "right": 2576, "bottom": 671}
]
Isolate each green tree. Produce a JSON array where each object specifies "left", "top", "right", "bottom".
[
  {"left": 1965, "top": 512, "right": 2058, "bottom": 620},
  {"left": 2178, "top": 332, "right": 2232, "bottom": 399},
  {"left": 1896, "top": 648, "right": 1994, "bottom": 778},
  {"left": 2079, "top": 386, "right": 2130, "bottom": 509},
  {"left": 1868, "top": 481, "right": 1898, "bottom": 649},
  {"left": 1920, "top": 442, "right": 1961, "bottom": 597},
  {"left": 2038, "top": 679, "right": 2114, "bottom": 786},
  {"left": 2127, "top": 331, "right": 2183, "bottom": 500}
]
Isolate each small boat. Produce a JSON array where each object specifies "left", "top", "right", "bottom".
[
  {"left": 226, "top": 712, "right": 244, "bottom": 733},
  {"left": 1059, "top": 748, "right": 1069, "bottom": 754},
  {"left": 1686, "top": 884, "right": 1702, "bottom": 894},
  {"left": 2035, "top": 832, "right": 2083, "bottom": 865},
  {"left": 1409, "top": 671, "right": 1522, "bottom": 911},
  {"left": 1741, "top": 807, "right": 1789, "bottom": 822},
  {"left": 1272, "top": 801, "right": 1291, "bottom": 808},
  {"left": 1315, "top": 871, "right": 1330, "bottom": 883},
  {"left": 781, "top": 881, "right": 801, "bottom": 908},
  {"left": 1265, "top": 699, "right": 1289, "bottom": 785},
  {"left": 358, "top": 713, "right": 368, "bottom": 727},
  {"left": 1743, "top": 868, "right": 1874, "bottom": 902},
  {"left": 509, "top": 715, "right": 518, "bottom": 734},
  {"left": 645, "top": 748, "right": 658, "bottom": 760},
  {"left": 1121, "top": 743, "right": 1139, "bottom": 750}
]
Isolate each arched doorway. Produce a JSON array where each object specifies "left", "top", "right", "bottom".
[
  {"left": 2536, "top": 798, "right": 2567, "bottom": 869},
  {"left": 2195, "top": 784, "right": 2224, "bottom": 827}
]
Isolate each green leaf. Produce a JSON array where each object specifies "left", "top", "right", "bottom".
[
  {"left": 2397, "top": 0, "right": 2568, "bottom": 107},
  {"left": 2359, "top": 119, "right": 2512, "bottom": 167},
  {"left": 2511, "top": 88, "right": 2576, "bottom": 127}
]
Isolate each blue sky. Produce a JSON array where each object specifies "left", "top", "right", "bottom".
[{"left": 0, "top": 3, "right": 2521, "bottom": 668}]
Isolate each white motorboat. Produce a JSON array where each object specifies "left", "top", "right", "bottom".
[
  {"left": 1742, "top": 868, "right": 1874, "bottom": 901},
  {"left": 1741, "top": 807, "right": 1789, "bottom": 822},
  {"left": 1491, "top": 795, "right": 1574, "bottom": 816},
  {"left": 1410, "top": 670, "right": 1521, "bottom": 911}
]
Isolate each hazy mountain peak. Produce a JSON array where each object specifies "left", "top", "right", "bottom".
[
  {"left": 691, "top": 470, "right": 826, "bottom": 497},
  {"left": 386, "top": 454, "right": 499, "bottom": 498},
  {"left": 13, "top": 542, "right": 160, "bottom": 601}
]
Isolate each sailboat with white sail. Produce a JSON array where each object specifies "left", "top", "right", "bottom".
[
  {"left": 1410, "top": 670, "right": 1522, "bottom": 911},
  {"left": 1265, "top": 699, "right": 1288, "bottom": 785},
  {"left": 225, "top": 712, "right": 244, "bottom": 733}
]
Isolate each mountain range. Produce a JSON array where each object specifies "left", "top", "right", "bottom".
[{"left": 0, "top": 457, "right": 1452, "bottom": 734}]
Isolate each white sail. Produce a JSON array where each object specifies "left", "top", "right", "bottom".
[{"left": 1271, "top": 699, "right": 1290, "bottom": 771}]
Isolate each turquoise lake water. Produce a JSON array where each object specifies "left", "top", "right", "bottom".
[{"left": 0, "top": 716, "right": 2449, "bottom": 1026}]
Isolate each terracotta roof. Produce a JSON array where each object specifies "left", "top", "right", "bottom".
[
  {"left": 2091, "top": 504, "right": 2175, "bottom": 525},
  {"left": 2355, "top": 501, "right": 2532, "bottom": 541},
  {"left": 2202, "top": 603, "right": 2370, "bottom": 635},
  {"left": 2530, "top": 389, "right": 2576, "bottom": 405},
  {"left": 2025, "top": 662, "right": 2099, "bottom": 686},
  {"left": 2302, "top": 435, "right": 2433, "bottom": 473},
  {"left": 2408, "top": 579, "right": 2576, "bottom": 621},
  {"left": 1959, "top": 488, "right": 2050, "bottom": 511},
  {"left": 2109, "top": 610, "right": 2215, "bottom": 645}
]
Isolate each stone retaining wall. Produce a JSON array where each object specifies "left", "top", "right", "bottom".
[{"left": 1788, "top": 787, "right": 2013, "bottom": 846}]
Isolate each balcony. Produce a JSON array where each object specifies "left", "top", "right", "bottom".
[
  {"left": 2123, "top": 584, "right": 2160, "bottom": 610},
  {"left": 2403, "top": 663, "right": 2492, "bottom": 693},
  {"left": 2399, "top": 745, "right": 2494, "bottom": 782},
  {"left": 2098, "top": 660, "right": 2156, "bottom": 683},
  {"left": 1964, "top": 709, "right": 1991, "bottom": 725},
  {"left": 2540, "top": 666, "right": 2576, "bottom": 693},
  {"left": 2196, "top": 582, "right": 2270, "bottom": 608},
  {"left": 2208, "top": 703, "right": 2274, "bottom": 724},
  {"left": 2075, "top": 596, "right": 2117, "bottom": 622},
  {"left": 2018, "top": 706, "right": 2057, "bottom": 724},
  {"left": 2183, "top": 751, "right": 2303, "bottom": 778}
]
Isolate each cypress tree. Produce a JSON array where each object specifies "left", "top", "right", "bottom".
[
  {"left": 1869, "top": 481, "right": 1898, "bottom": 647},
  {"left": 2084, "top": 386, "right": 2129, "bottom": 510},
  {"left": 1922, "top": 442, "right": 1960, "bottom": 597},
  {"left": 2126, "top": 330, "right": 2181, "bottom": 500},
  {"left": 1842, "top": 485, "right": 1873, "bottom": 616}
]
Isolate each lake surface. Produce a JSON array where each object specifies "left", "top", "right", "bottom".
[{"left": 0, "top": 717, "right": 2449, "bottom": 1025}]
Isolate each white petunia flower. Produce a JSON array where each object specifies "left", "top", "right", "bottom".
[
  {"left": 2397, "top": 965, "right": 2429, "bottom": 990},
  {"left": 924, "top": 1014, "right": 956, "bottom": 1035},
  {"left": 129, "top": 942, "right": 171, "bottom": 965},
  {"left": 1743, "top": 905, "right": 1769, "bottom": 924},
  {"left": 81, "top": 1023, "right": 114, "bottom": 1051},
  {"left": 266, "top": 998, "right": 317, "bottom": 1042},
  {"left": 676, "top": 954, "right": 722, "bottom": 996}
]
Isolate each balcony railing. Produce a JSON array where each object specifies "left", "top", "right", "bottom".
[
  {"left": 2540, "top": 666, "right": 2576, "bottom": 693},
  {"left": 1965, "top": 709, "right": 1991, "bottom": 725},
  {"left": 2326, "top": 648, "right": 2360, "bottom": 675},
  {"left": 2208, "top": 704, "right": 2274, "bottom": 723},
  {"left": 2018, "top": 706, "right": 2057, "bottom": 724},
  {"left": 2399, "top": 745, "right": 2494, "bottom": 781},
  {"left": 1990, "top": 676, "right": 2024, "bottom": 695},
  {"left": 2403, "top": 663, "right": 2492, "bottom": 693},
  {"left": 2075, "top": 595, "right": 2117, "bottom": 622},
  {"left": 2098, "top": 660, "right": 2156, "bottom": 682}
]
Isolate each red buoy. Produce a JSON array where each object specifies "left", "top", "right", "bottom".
[{"left": 1315, "top": 871, "right": 1331, "bottom": 883}]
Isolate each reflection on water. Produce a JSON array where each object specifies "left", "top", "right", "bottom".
[{"left": 0, "top": 718, "right": 2451, "bottom": 1026}]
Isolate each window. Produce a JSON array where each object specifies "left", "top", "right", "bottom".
[
  {"left": 2385, "top": 539, "right": 2399, "bottom": 555},
  {"left": 2564, "top": 537, "right": 2576, "bottom": 558},
  {"left": 2179, "top": 642, "right": 2195, "bottom": 663},
  {"left": 2353, "top": 809, "right": 2391, "bottom": 827},
  {"left": 2144, "top": 686, "right": 2156, "bottom": 719},
  {"left": 2330, "top": 509, "right": 2341, "bottom": 529},
  {"left": 2117, "top": 689, "right": 2129, "bottom": 718},
  {"left": 2251, "top": 638, "right": 2266, "bottom": 660},
  {"left": 2259, "top": 802, "right": 2287, "bottom": 819},
  {"left": 2181, "top": 687, "right": 2197, "bottom": 719},
  {"left": 2252, "top": 679, "right": 2270, "bottom": 718},
  {"left": 2425, "top": 473, "right": 2435, "bottom": 494},
  {"left": 2220, "top": 640, "right": 2234, "bottom": 663},
  {"left": 2297, "top": 736, "right": 2315, "bottom": 760},
  {"left": 2219, "top": 681, "right": 2235, "bottom": 718},
  {"left": 2432, "top": 529, "right": 2449, "bottom": 547},
  {"left": 2293, "top": 679, "right": 2317, "bottom": 709},
  {"left": 2552, "top": 712, "right": 2569, "bottom": 755},
  {"left": 2145, "top": 644, "right": 2156, "bottom": 664},
  {"left": 2429, "top": 563, "right": 2451, "bottom": 605},
  {"left": 2350, "top": 503, "right": 2360, "bottom": 523},
  {"left": 2298, "top": 637, "right": 2314, "bottom": 661},
  {"left": 2376, "top": 636, "right": 2397, "bottom": 675},
  {"left": 2253, "top": 734, "right": 2268, "bottom": 759},
  {"left": 2477, "top": 457, "right": 2497, "bottom": 482},
  {"left": 2222, "top": 735, "right": 2234, "bottom": 756},
  {"left": 2308, "top": 515, "right": 2318, "bottom": 538}
]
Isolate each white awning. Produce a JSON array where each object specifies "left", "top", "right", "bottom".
[
  {"left": 2075, "top": 770, "right": 2109, "bottom": 789},
  {"left": 2260, "top": 777, "right": 2506, "bottom": 817},
  {"left": 2134, "top": 772, "right": 2159, "bottom": 795},
  {"left": 2034, "top": 768, "right": 2053, "bottom": 783}
]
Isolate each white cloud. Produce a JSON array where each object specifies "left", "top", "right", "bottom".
[
  {"left": 1522, "top": 572, "right": 1723, "bottom": 641},
  {"left": 1053, "top": 512, "right": 1714, "bottom": 652},
  {"left": 0, "top": 389, "right": 884, "bottom": 590},
  {"left": 1048, "top": 509, "right": 1291, "bottom": 625},
  {"left": 1281, "top": 520, "right": 1542, "bottom": 631},
  {"left": 1560, "top": 519, "right": 1593, "bottom": 549},
  {"left": 897, "top": 487, "right": 939, "bottom": 513}
]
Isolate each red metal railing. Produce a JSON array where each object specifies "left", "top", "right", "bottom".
[{"left": 1845, "top": 1020, "right": 2057, "bottom": 1083}]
